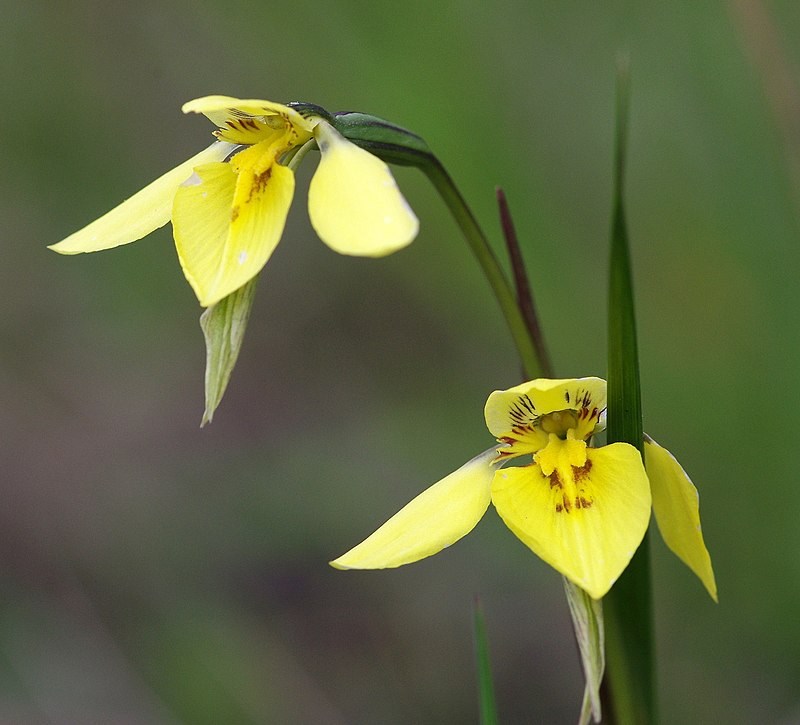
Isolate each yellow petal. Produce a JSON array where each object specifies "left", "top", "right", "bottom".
[
  {"left": 491, "top": 441, "right": 651, "bottom": 599},
  {"left": 182, "top": 95, "right": 316, "bottom": 135},
  {"left": 645, "top": 436, "right": 718, "bottom": 601},
  {"left": 49, "top": 142, "right": 235, "bottom": 255},
  {"left": 308, "top": 121, "right": 418, "bottom": 257},
  {"left": 172, "top": 144, "right": 295, "bottom": 307},
  {"left": 330, "top": 448, "right": 498, "bottom": 570},
  {"left": 484, "top": 377, "right": 607, "bottom": 441}
]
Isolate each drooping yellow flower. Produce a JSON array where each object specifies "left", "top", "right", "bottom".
[
  {"left": 332, "top": 377, "right": 716, "bottom": 601},
  {"left": 50, "top": 96, "right": 419, "bottom": 307}
]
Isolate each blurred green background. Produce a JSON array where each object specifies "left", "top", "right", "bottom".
[{"left": 2, "top": 1, "right": 799, "bottom": 722}]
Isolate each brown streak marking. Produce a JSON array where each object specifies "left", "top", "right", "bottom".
[
  {"left": 572, "top": 459, "right": 593, "bottom": 483},
  {"left": 247, "top": 167, "right": 273, "bottom": 202}
]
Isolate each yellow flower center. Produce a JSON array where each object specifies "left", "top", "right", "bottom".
[
  {"left": 497, "top": 402, "right": 591, "bottom": 462},
  {"left": 539, "top": 409, "right": 579, "bottom": 438}
]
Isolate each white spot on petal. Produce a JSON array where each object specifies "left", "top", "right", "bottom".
[
  {"left": 182, "top": 172, "right": 203, "bottom": 187},
  {"left": 237, "top": 251, "right": 248, "bottom": 265},
  {"left": 201, "top": 191, "right": 208, "bottom": 199},
  {"left": 383, "top": 215, "right": 393, "bottom": 224}
]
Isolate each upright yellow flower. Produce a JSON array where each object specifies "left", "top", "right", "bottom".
[
  {"left": 332, "top": 377, "right": 716, "bottom": 601},
  {"left": 50, "top": 96, "right": 419, "bottom": 307}
]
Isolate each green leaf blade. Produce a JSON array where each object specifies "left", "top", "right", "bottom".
[{"left": 602, "top": 60, "right": 657, "bottom": 725}]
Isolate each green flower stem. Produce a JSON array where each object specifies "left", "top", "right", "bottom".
[
  {"left": 602, "top": 59, "right": 656, "bottom": 725},
  {"left": 421, "top": 157, "right": 545, "bottom": 379},
  {"left": 331, "top": 111, "right": 546, "bottom": 378}
]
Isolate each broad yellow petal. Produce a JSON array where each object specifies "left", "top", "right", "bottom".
[
  {"left": 172, "top": 144, "right": 295, "bottom": 307},
  {"left": 645, "top": 436, "right": 717, "bottom": 601},
  {"left": 308, "top": 121, "right": 418, "bottom": 257},
  {"left": 491, "top": 442, "right": 651, "bottom": 599},
  {"left": 182, "top": 95, "right": 315, "bottom": 134},
  {"left": 50, "top": 142, "right": 235, "bottom": 255},
  {"left": 331, "top": 448, "right": 498, "bottom": 570}
]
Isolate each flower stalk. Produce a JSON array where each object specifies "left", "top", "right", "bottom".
[
  {"left": 421, "top": 160, "right": 545, "bottom": 379},
  {"left": 333, "top": 113, "right": 547, "bottom": 380}
]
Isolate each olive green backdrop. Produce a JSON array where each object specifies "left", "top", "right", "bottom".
[{"left": 2, "top": 1, "right": 798, "bottom": 722}]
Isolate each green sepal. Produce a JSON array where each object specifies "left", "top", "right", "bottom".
[
  {"left": 286, "top": 101, "right": 335, "bottom": 125},
  {"left": 199, "top": 276, "right": 258, "bottom": 426},
  {"left": 563, "top": 577, "right": 604, "bottom": 724},
  {"left": 331, "top": 112, "right": 434, "bottom": 167}
]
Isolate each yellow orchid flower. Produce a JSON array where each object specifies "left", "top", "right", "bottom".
[
  {"left": 50, "top": 95, "right": 419, "bottom": 307},
  {"left": 332, "top": 377, "right": 716, "bottom": 601}
]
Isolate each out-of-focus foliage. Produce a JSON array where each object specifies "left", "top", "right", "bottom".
[{"left": 2, "top": 1, "right": 798, "bottom": 722}]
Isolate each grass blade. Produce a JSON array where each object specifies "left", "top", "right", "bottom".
[
  {"left": 601, "top": 58, "right": 657, "bottom": 725},
  {"left": 472, "top": 597, "right": 500, "bottom": 725}
]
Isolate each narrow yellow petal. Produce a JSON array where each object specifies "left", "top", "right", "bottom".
[
  {"left": 182, "top": 95, "right": 315, "bottom": 134},
  {"left": 645, "top": 436, "right": 718, "bottom": 601},
  {"left": 49, "top": 142, "right": 235, "bottom": 255},
  {"left": 172, "top": 145, "right": 295, "bottom": 307},
  {"left": 330, "top": 448, "right": 498, "bottom": 570},
  {"left": 308, "top": 121, "right": 418, "bottom": 257},
  {"left": 491, "top": 442, "right": 651, "bottom": 599}
]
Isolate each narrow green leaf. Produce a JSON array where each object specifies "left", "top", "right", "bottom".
[
  {"left": 602, "top": 59, "right": 657, "bottom": 725},
  {"left": 472, "top": 597, "right": 500, "bottom": 725},
  {"left": 606, "top": 58, "right": 643, "bottom": 457},
  {"left": 563, "top": 578, "right": 604, "bottom": 724},
  {"left": 199, "top": 277, "right": 258, "bottom": 426}
]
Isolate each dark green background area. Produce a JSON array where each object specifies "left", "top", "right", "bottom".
[{"left": 2, "top": 1, "right": 798, "bottom": 722}]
